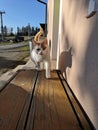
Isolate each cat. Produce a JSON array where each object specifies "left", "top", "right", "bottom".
[{"left": 29, "top": 27, "right": 51, "bottom": 78}]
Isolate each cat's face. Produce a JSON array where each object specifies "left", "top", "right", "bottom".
[{"left": 33, "top": 39, "right": 48, "bottom": 55}]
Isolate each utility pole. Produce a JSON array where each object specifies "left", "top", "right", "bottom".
[{"left": 0, "top": 11, "right": 5, "bottom": 41}]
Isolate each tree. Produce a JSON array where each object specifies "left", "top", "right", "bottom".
[
  {"left": 27, "top": 23, "right": 31, "bottom": 36},
  {"left": 31, "top": 27, "right": 35, "bottom": 35},
  {"left": 22, "top": 26, "right": 26, "bottom": 36},
  {"left": 3, "top": 25, "right": 7, "bottom": 36},
  {"left": 17, "top": 27, "right": 21, "bottom": 35},
  {"left": 10, "top": 27, "right": 14, "bottom": 36},
  {"left": 16, "top": 25, "right": 40, "bottom": 36}
]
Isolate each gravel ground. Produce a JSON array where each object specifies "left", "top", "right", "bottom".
[{"left": 0, "top": 48, "right": 30, "bottom": 76}]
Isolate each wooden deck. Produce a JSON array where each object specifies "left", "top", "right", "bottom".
[{"left": 0, "top": 70, "right": 94, "bottom": 130}]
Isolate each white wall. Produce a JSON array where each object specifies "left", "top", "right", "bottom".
[
  {"left": 58, "top": 0, "right": 98, "bottom": 129},
  {"left": 47, "top": 0, "right": 53, "bottom": 59},
  {"left": 47, "top": 0, "right": 60, "bottom": 60}
]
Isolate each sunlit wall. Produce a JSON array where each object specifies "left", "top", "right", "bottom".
[
  {"left": 47, "top": 0, "right": 98, "bottom": 128},
  {"left": 47, "top": 0, "right": 53, "bottom": 59},
  {"left": 59, "top": 0, "right": 98, "bottom": 129},
  {"left": 47, "top": 0, "right": 60, "bottom": 60}
]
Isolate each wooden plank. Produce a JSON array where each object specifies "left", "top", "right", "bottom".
[
  {"left": 33, "top": 71, "right": 49, "bottom": 130},
  {"left": 24, "top": 72, "right": 39, "bottom": 130},
  {"left": 0, "top": 70, "right": 37, "bottom": 130},
  {"left": 32, "top": 70, "right": 81, "bottom": 130},
  {"left": 16, "top": 70, "right": 38, "bottom": 130},
  {"left": 0, "top": 69, "right": 91, "bottom": 130},
  {"left": 58, "top": 71, "right": 94, "bottom": 130},
  {"left": 51, "top": 71, "right": 81, "bottom": 130},
  {"left": 48, "top": 72, "right": 61, "bottom": 130}
]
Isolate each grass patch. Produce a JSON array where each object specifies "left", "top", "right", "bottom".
[
  {"left": 0, "top": 36, "right": 31, "bottom": 46},
  {"left": 19, "top": 45, "right": 29, "bottom": 51}
]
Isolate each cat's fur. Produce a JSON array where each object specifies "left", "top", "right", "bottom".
[{"left": 29, "top": 28, "right": 51, "bottom": 78}]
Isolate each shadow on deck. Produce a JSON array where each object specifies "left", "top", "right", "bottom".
[{"left": 0, "top": 70, "right": 95, "bottom": 130}]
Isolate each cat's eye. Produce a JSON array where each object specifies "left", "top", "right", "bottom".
[{"left": 42, "top": 47, "right": 46, "bottom": 50}]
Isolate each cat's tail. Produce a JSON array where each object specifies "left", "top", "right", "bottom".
[{"left": 34, "top": 26, "right": 43, "bottom": 42}]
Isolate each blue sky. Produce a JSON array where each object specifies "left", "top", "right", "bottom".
[{"left": 0, "top": 0, "right": 47, "bottom": 32}]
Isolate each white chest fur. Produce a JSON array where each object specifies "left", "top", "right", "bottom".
[{"left": 31, "top": 50, "right": 43, "bottom": 63}]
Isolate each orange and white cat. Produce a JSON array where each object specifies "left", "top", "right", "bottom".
[{"left": 29, "top": 28, "right": 51, "bottom": 78}]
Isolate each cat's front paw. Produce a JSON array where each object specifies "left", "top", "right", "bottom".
[
  {"left": 35, "top": 64, "right": 41, "bottom": 70},
  {"left": 46, "top": 74, "right": 51, "bottom": 79}
]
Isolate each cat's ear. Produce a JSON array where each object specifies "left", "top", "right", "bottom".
[{"left": 41, "top": 38, "right": 48, "bottom": 50}]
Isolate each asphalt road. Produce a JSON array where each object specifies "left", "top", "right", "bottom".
[{"left": 0, "top": 47, "right": 30, "bottom": 77}]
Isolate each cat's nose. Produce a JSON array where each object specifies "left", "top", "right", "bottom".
[{"left": 37, "top": 48, "right": 41, "bottom": 51}]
